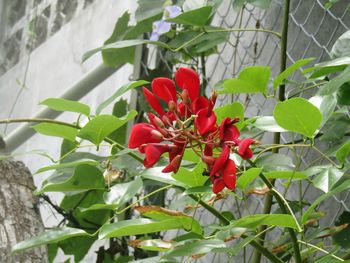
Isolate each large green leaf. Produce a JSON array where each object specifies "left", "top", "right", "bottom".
[
  {"left": 309, "top": 94, "right": 337, "bottom": 127},
  {"left": 308, "top": 57, "right": 350, "bottom": 78},
  {"left": 40, "top": 98, "right": 90, "bottom": 116},
  {"left": 96, "top": 80, "right": 148, "bottom": 114},
  {"left": 273, "top": 98, "right": 322, "bottom": 137},
  {"left": 36, "top": 164, "right": 105, "bottom": 194},
  {"left": 83, "top": 178, "right": 143, "bottom": 211},
  {"left": 99, "top": 218, "right": 184, "bottom": 239},
  {"left": 330, "top": 30, "right": 350, "bottom": 59},
  {"left": 12, "top": 227, "right": 89, "bottom": 253},
  {"left": 336, "top": 140, "right": 350, "bottom": 164},
  {"left": 32, "top": 123, "right": 78, "bottom": 142},
  {"left": 231, "top": 214, "right": 299, "bottom": 229},
  {"left": 273, "top": 58, "right": 314, "bottom": 90},
  {"left": 78, "top": 111, "right": 137, "bottom": 145},
  {"left": 167, "top": 6, "right": 212, "bottom": 26},
  {"left": 136, "top": 206, "right": 202, "bottom": 235},
  {"left": 319, "top": 65, "right": 350, "bottom": 95},
  {"left": 164, "top": 239, "right": 226, "bottom": 258},
  {"left": 172, "top": 163, "right": 208, "bottom": 188},
  {"left": 219, "top": 66, "right": 270, "bottom": 94},
  {"left": 302, "top": 179, "right": 350, "bottom": 224},
  {"left": 236, "top": 168, "right": 262, "bottom": 189},
  {"left": 59, "top": 236, "right": 96, "bottom": 262},
  {"left": 252, "top": 116, "right": 287, "bottom": 132},
  {"left": 141, "top": 166, "right": 186, "bottom": 187},
  {"left": 129, "top": 239, "right": 174, "bottom": 252},
  {"left": 265, "top": 170, "right": 307, "bottom": 180},
  {"left": 135, "top": 0, "right": 164, "bottom": 21},
  {"left": 214, "top": 102, "right": 244, "bottom": 129},
  {"left": 255, "top": 153, "right": 294, "bottom": 171}
]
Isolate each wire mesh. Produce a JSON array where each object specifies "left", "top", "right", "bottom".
[{"left": 138, "top": 0, "right": 350, "bottom": 262}]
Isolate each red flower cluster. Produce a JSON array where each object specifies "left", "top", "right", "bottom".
[{"left": 128, "top": 67, "right": 255, "bottom": 194}]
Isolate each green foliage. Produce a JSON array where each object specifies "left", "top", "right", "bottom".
[
  {"left": 78, "top": 111, "right": 137, "bottom": 145},
  {"left": 214, "top": 102, "right": 244, "bottom": 129},
  {"left": 273, "top": 98, "right": 322, "bottom": 137},
  {"left": 40, "top": 98, "right": 90, "bottom": 116},
  {"left": 333, "top": 211, "right": 350, "bottom": 248},
  {"left": 167, "top": 6, "right": 213, "bottom": 26},
  {"left": 219, "top": 66, "right": 270, "bottom": 94},
  {"left": 32, "top": 123, "right": 78, "bottom": 142}
]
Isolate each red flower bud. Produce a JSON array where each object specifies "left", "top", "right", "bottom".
[
  {"left": 162, "top": 154, "right": 182, "bottom": 173},
  {"left": 168, "top": 100, "right": 177, "bottom": 112},
  {"left": 181, "top": 89, "right": 190, "bottom": 104},
  {"left": 175, "top": 67, "right": 200, "bottom": 102},
  {"left": 201, "top": 155, "right": 216, "bottom": 165}
]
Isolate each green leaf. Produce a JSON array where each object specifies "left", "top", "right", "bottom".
[
  {"left": 331, "top": 30, "right": 350, "bottom": 59},
  {"left": 141, "top": 166, "right": 187, "bottom": 187},
  {"left": 302, "top": 179, "right": 350, "bottom": 224},
  {"left": 82, "top": 39, "right": 170, "bottom": 62},
  {"left": 84, "top": 178, "right": 143, "bottom": 211},
  {"left": 273, "top": 58, "right": 314, "bottom": 89},
  {"left": 32, "top": 123, "right": 78, "bottom": 142},
  {"left": 273, "top": 98, "right": 322, "bottom": 137},
  {"left": 237, "top": 168, "right": 262, "bottom": 189},
  {"left": 231, "top": 214, "right": 299, "bottom": 229},
  {"left": 135, "top": 0, "right": 164, "bottom": 21},
  {"left": 311, "top": 166, "right": 344, "bottom": 193},
  {"left": 99, "top": 218, "right": 185, "bottom": 239},
  {"left": 252, "top": 116, "right": 287, "bottom": 132},
  {"left": 136, "top": 206, "right": 202, "bottom": 235},
  {"left": 255, "top": 153, "right": 294, "bottom": 171},
  {"left": 40, "top": 98, "right": 90, "bottom": 116},
  {"left": 183, "top": 186, "right": 212, "bottom": 195},
  {"left": 36, "top": 164, "right": 105, "bottom": 194},
  {"left": 165, "top": 239, "right": 226, "bottom": 258},
  {"left": 333, "top": 211, "right": 350, "bottom": 248},
  {"left": 172, "top": 163, "right": 208, "bottom": 188},
  {"left": 130, "top": 239, "right": 174, "bottom": 252},
  {"left": 219, "top": 66, "right": 270, "bottom": 94},
  {"left": 309, "top": 94, "right": 337, "bottom": 127},
  {"left": 96, "top": 80, "right": 148, "bottom": 115},
  {"left": 336, "top": 140, "right": 350, "bottom": 164},
  {"left": 214, "top": 102, "right": 244, "bottom": 129},
  {"left": 337, "top": 82, "right": 350, "bottom": 105},
  {"left": 319, "top": 65, "right": 350, "bottom": 95},
  {"left": 12, "top": 227, "right": 89, "bottom": 254},
  {"left": 264, "top": 170, "right": 307, "bottom": 180},
  {"left": 309, "top": 57, "right": 350, "bottom": 78},
  {"left": 167, "top": 6, "right": 213, "bottom": 26},
  {"left": 78, "top": 111, "right": 137, "bottom": 145},
  {"left": 59, "top": 236, "right": 96, "bottom": 262},
  {"left": 34, "top": 159, "right": 99, "bottom": 174},
  {"left": 108, "top": 99, "right": 128, "bottom": 145}
]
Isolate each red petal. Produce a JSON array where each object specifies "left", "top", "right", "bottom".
[
  {"left": 238, "top": 138, "right": 255, "bottom": 159},
  {"left": 222, "top": 159, "right": 236, "bottom": 190},
  {"left": 128, "top": 123, "right": 163, "bottom": 148},
  {"left": 212, "top": 178, "right": 225, "bottom": 194},
  {"left": 152, "top": 77, "right": 177, "bottom": 103},
  {"left": 210, "top": 145, "right": 230, "bottom": 176},
  {"left": 192, "top": 96, "right": 209, "bottom": 113},
  {"left": 162, "top": 155, "right": 182, "bottom": 173},
  {"left": 175, "top": 67, "right": 200, "bottom": 102},
  {"left": 143, "top": 87, "right": 165, "bottom": 116},
  {"left": 220, "top": 117, "right": 240, "bottom": 142},
  {"left": 204, "top": 144, "right": 213, "bottom": 156},
  {"left": 143, "top": 143, "right": 171, "bottom": 168},
  {"left": 195, "top": 109, "right": 217, "bottom": 135}
]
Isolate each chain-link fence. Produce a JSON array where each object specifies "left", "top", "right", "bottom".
[{"left": 137, "top": 0, "right": 350, "bottom": 262}]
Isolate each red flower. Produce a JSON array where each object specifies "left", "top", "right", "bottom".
[
  {"left": 237, "top": 138, "right": 255, "bottom": 159},
  {"left": 175, "top": 67, "right": 200, "bottom": 102},
  {"left": 128, "top": 123, "right": 164, "bottom": 149},
  {"left": 139, "top": 143, "right": 176, "bottom": 168},
  {"left": 151, "top": 77, "right": 177, "bottom": 103},
  {"left": 192, "top": 96, "right": 209, "bottom": 114},
  {"left": 210, "top": 145, "right": 230, "bottom": 176},
  {"left": 212, "top": 178, "right": 225, "bottom": 194},
  {"left": 220, "top": 117, "right": 240, "bottom": 142}
]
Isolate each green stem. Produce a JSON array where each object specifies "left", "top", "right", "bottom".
[
  {"left": 298, "top": 240, "right": 344, "bottom": 262},
  {"left": 205, "top": 28, "right": 282, "bottom": 39},
  {"left": 0, "top": 118, "right": 79, "bottom": 129}
]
